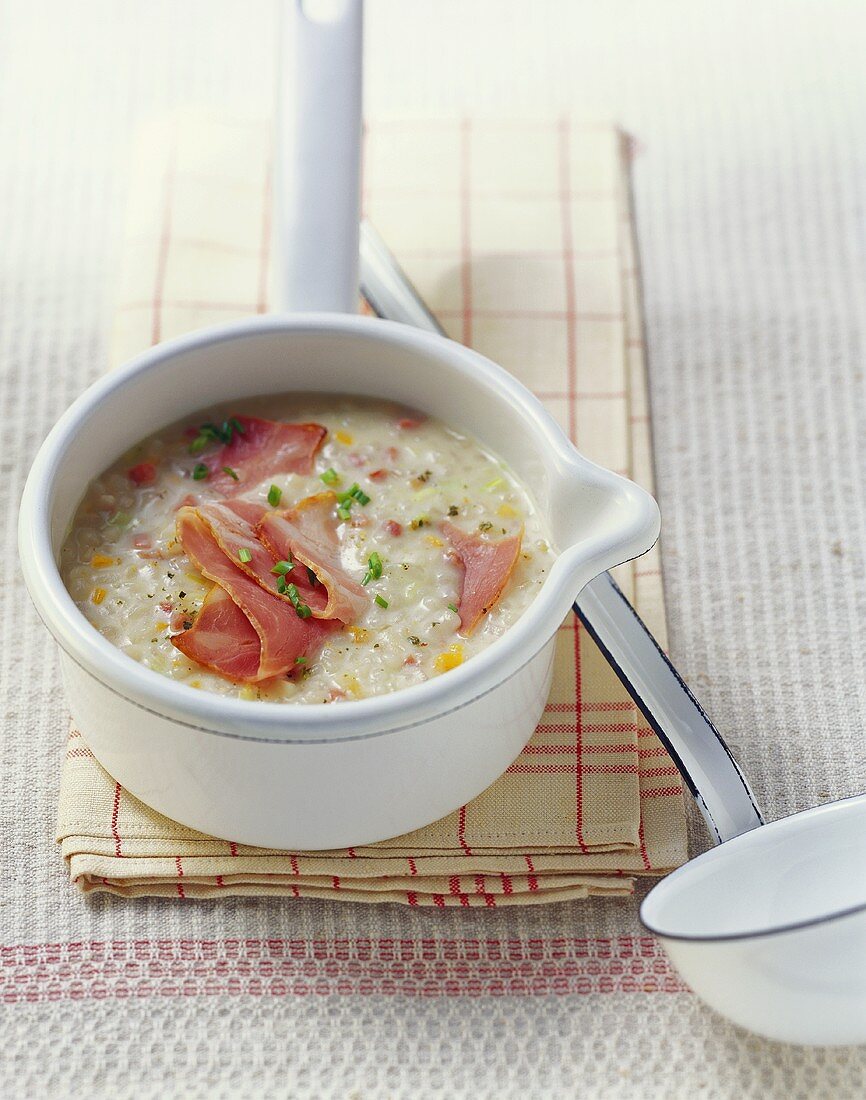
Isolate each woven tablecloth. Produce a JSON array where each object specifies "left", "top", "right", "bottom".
[{"left": 2, "top": 1, "right": 866, "bottom": 1096}]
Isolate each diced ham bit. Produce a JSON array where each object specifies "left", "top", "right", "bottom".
[
  {"left": 172, "top": 507, "right": 335, "bottom": 682},
  {"left": 385, "top": 520, "right": 403, "bottom": 537},
  {"left": 440, "top": 520, "right": 523, "bottom": 636},
  {"left": 127, "top": 462, "right": 157, "bottom": 486},
  {"left": 257, "top": 492, "right": 368, "bottom": 624},
  {"left": 158, "top": 600, "right": 173, "bottom": 613},
  {"left": 133, "top": 535, "right": 152, "bottom": 549},
  {"left": 397, "top": 416, "right": 425, "bottom": 430},
  {"left": 207, "top": 415, "right": 327, "bottom": 496},
  {"left": 369, "top": 469, "right": 389, "bottom": 481}
]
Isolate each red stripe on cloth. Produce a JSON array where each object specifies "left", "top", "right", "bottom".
[
  {"left": 558, "top": 116, "right": 578, "bottom": 442},
  {"left": 524, "top": 854, "right": 539, "bottom": 892},
  {"left": 407, "top": 891, "right": 419, "bottom": 906},
  {"left": 229, "top": 841, "right": 238, "bottom": 858},
  {"left": 407, "top": 857, "right": 418, "bottom": 876},
  {"left": 110, "top": 782, "right": 123, "bottom": 858},
  {"left": 544, "top": 700, "right": 634, "bottom": 713},
  {"left": 457, "top": 805, "right": 473, "bottom": 855},
  {"left": 640, "top": 785, "right": 685, "bottom": 798},
  {"left": 0, "top": 938, "right": 686, "bottom": 1001},
  {"left": 460, "top": 117, "right": 473, "bottom": 345},
  {"left": 256, "top": 147, "right": 272, "bottom": 314},
  {"left": 150, "top": 145, "right": 176, "bottom": 345},
  {"left": 638, "top": 819, "right": 652, "bottom": 872},
  {"left": 175, "top": 856, "right": 185, "bottom": 899},
  {"left": 290, "top": 855, "right": 300, "bottom": 876},
  {"left": 572, "top": 619, "right": 588, "bottom": 853}
]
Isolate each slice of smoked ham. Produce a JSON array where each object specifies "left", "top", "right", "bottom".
[
  {"left": 207, "top": 416, "right": 326, "bottom": 495},
  {"left": 257, "top": 492, "right": 368, "bottom": 623},
  {"left": 195, "top": 501, "right": 326, "bottom": 613},
  {"left": 172, "top": 507, "right": 334, "bottom": 681},
  {"left": 171, "top": 584, "right": 262, "bottom": 682},
  {"left": 441, "top": 520, "right": 522, "bottom": 635}
]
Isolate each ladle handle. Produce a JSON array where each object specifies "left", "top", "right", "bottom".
[
  {"left": 575, "top": 572, "right": 764, "bottom": 844},
  {"left": 357, "top": 225, "right": 765, "bottom": 847},
  {"left": 275, "top": 0, "right": 363, "bottom": 314}
]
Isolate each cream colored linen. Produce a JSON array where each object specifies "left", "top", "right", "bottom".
[{"left": 57, "top": 113, "right": 686, "bottom": 902}]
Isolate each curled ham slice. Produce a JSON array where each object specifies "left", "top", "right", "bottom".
[
  {"left": 208, "top": 415, "right": 327, "bottom": 495},
  {"left": 257, "top": 492, "right": 368, "bottom": 623},
  {"left": 172, "top": 507, "right": 334, "bottom": 681},
  {"left": 172, "top": 584, "right": 262, "bottom": 682},
  {"left": 195, "top": 501, "right": 326, "bottom": 613},
  {"left": 441, "top": 520, "right": 522, "bottom": 636}
]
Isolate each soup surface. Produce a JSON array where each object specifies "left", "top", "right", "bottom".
[{"left": 60, "top": 395, "right": 556, "bottom": 703}]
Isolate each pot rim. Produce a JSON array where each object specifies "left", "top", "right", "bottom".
[{"left": 19, "top": 312, "right": 660, "bottom": 744}]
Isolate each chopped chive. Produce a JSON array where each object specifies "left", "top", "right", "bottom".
[
  {"left": 368, "top": 552, "right": 383, "bottom": 578},
  {"left": 277, "top": 576, "right": 288, "bottom": 594},
  {"left": 228, "top": 416, "right": 245, "bottom": 436},
  {"left": 271, "top": 559, "right": 294, "bottom": 575},
  {"left": 192, "top": 463, "right": 209, "bottom": 480},
  {"left": 189, "top": 435, "right": 209, "bottom": 455},
  {"left": 267, "top": 484, "right": 282, "bottom": 507},
  {"left": 337, "top": 501, "right": 353, "bottom": 521},
  {"left": 447, "top": 602, "right": 458, "bottom": 613},
  {"left": 361, "top": 571, "right": 372, "bottom": 587},
  {"left": 286, "top": 583, "right": 313, "bottom": 619},
  {"left": 374, "top": 594, "right": 389, "bottom": 609},
  {"left": 238, "top": 547, "right": 252, "bottom": 564},
  {"left": 295, "top": 656, "right": 307, "bottom": 665},
  {"left": 336, "top": 483, "right": 360, "bottom": 503},
  {"left": 353, "top": 488, "right": 371, "bottom": 505},
  {"left": 320, "top": 467, "right": 340, "bottom": 486},
  {"left": 484, "top": 477, "right": 504, "bottom": 490},
  {"left": 222, "top": 466, "right": 239, "bottom": 481}
]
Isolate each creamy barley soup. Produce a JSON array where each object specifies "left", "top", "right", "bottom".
[{"left": 60, "top": 395, "right": 556, "bottom": 703}]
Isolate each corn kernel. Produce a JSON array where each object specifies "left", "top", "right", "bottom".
[
  {"left": 497, "top": 503, "right": 518, "bottom": 518},
  {"left": 189, "top": 680, "right": 202, "bottom": 689},
  {"left": 425, "top": 534, "right": 444, "bottom": 548},
  {"left": 155, "top": 621, "right": 168, "bottom": 632},
  {"left": 347, "top": 626, "right": 369, "bottom": 643},
  {"left": 335, "top": 430, "right": 353, "bottom": 445},
  {"left": 434, "top": 643, "right": 464, "bottom": 673},
  {"left": 345, "top": 675, "right": 363, "bottom": 697},
  {"left": 239, "top": 685, "right": 257, "bottom": 701},
  {"left": 91, "top": 554, "right": 117, "bottom": 568},
  {"left": 91, "top": 587, "right": 107, "bottom": 605}
]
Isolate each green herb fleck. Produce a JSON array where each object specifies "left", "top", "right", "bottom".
[
  {"left": 374, "top": 594, "right": 389, "bottom": 609},
  {"left": 337, "top": 501, "right": 353, "bottom": 521},
  {"left": 320, "top": 467, "right": 340, "bottom": 486},
  {"left": 271, "top": 559, "right": 294, "bottom": 575},
  {"left": 448, "top": 504, "right": 459, "bottom": 517},
  {"left": 267, "top": 484, "right": 282, "bottom": 507},
  {"left": 410, "top": 515, "right": 429, "bottom": 530},
  {"left": 447, "top": 602, "right": 458, "bottom": 613},
  {"left": 222, "top": 466, "right": 239, "bottom": 481},
  {"left": 192, "top": 463, "right": 209, "bottom": 481},
  {"left": 238, "top": 547, "right": 252, "bottom": 564},
  {"left": 295, "top": 656, "right": 307, "bottom": 665},
  {"left": 408, "top": 635, "right": 421, "bottom": 645},
  {"left": 484, "top": 477, "right": 504, "bottom": 491},
  {"left": 478, "top": 521, "right": 493, "bottom": 532}
]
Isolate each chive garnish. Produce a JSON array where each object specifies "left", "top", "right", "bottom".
[
  {"left": 271, "top": 559, "right": 294, "bottom": 575},
  {"left": 361, "top": 572, "right": 372, "bottom": 587},
  {"left": 222, "top": 466, "right": 239, "bottom": 481},
  {"left": 192, "top": 463, "right": 209, "bottom": 480},
  {"left": 368, "top": 552, "right": 383, "bottom": 578},
  {"left": 238, "top": 547, "right": 252, "bottom": 563},
  {"left": 447, "top": 602, "right": 458, "bottom": 613},
  {"left": 337, "top": 501, "right": 353, "bottom": 521},
  {"left": 267, "top": 484, "right": 282, "bottom": 507},
  {"left": 189, "top": 436, "right": 208, "bottom": 456},
  {"left": 374, "top": 594, "right": 389, "bottom": 609},
  {"left": 295, "top": 656, "right": 307, "bottom": 665},
  {"left": 277, "top": 576, "right": 288, "bottom": 594},
  {"left": 484, "top": 477, "right": 504, "bottom": 490},
  {"left": 320, "top": 467, "right": 339, "bottom": 486},
  {"left": 286, "top": 583, "right": 313, "bottom": 619}
]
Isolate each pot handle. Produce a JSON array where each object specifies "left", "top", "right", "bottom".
[
  {"left": 575, "top": 571, "right": 764, "bottom": 845},
  {"left": 275, "top": 0, "right": 363, "bottom": 314}
]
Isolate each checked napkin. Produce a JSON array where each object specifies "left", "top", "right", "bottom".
[{"left": 56, "top": 113, "right": 687, "bottom": 904}]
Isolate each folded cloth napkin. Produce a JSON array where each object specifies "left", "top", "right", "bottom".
[{"left": 57, "top": 113, "right": 687, "bottom": 904}]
